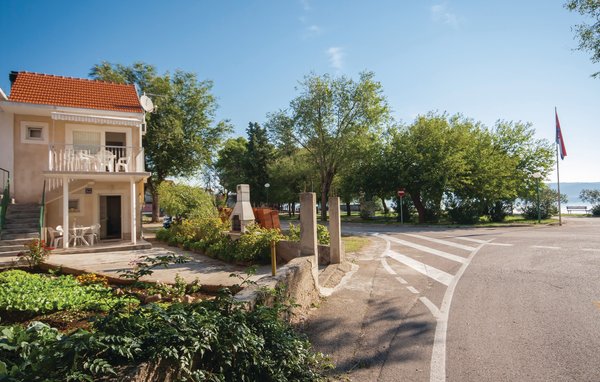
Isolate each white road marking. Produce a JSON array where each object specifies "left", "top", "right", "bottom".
[
  {"left": 407, "top": 286, "right": 419, "bottom": 294},
  {"left": 455, "top": 236, "right": 488, "bottom": 244},
  {"left": 531, "top": 245, "right": 560, "bottom": 250},
  {"left": 386, "top": 249, "right": 454, "bottom": 286},
  {"left": 419, "top": 297, "right": 441, "bottom": 319},
  {"left": 429, "top": 241, "right": 489, "bottom": 382},
  {"left": 381, "top": 234, "right": 468, "bottom": 264},
  {"left": 381, "top": 257, "right": 397, "bottom": 275},
  {"left": 396, "top": 276, "right": 408, "bottom": 284},
  {"left": 403, "top": 233, "right": 476, "bottom": 251},
  {"left": 455, "top": 236, "right": 513, "bottom": 246}
]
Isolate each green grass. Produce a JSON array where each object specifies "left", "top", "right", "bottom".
[
  {"left": 282, "top": 210, "right": 559, "bottom": 226},
  {"left": 342, "top": 235, "right": 371, "bottom": 253}
]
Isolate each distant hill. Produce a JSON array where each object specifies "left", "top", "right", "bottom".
[{"left": 548, "top": 182, "right": 600, "bottom": 205}]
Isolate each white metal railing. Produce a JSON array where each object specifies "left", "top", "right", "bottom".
[{"left": 48, "top": 144, "right": 144, "bottom": 174}]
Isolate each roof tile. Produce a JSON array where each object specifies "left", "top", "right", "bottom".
[{"left": 7, "top": 72, "right": 142, "bottom": 113}]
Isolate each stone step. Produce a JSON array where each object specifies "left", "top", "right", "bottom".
[
  {"left": 5, "top": 204, "right": 40, "bottom": 211},
  {"left": 0, "top": 243, "right": 25, "bottom": 251},
  {"left": 3, "top": 222, "right": 40, "bottom": 229},
  {"left": 0, "top": 232, "right": 40, "bottom": 241},
  {"left": 0, "top": 250, "right": 21, "bottom": 257},
  {"left": 2, "top": 227, "right": 40, "bottom": 234},
  {"left": 6, "top": 212, "right": 40, "bottom": 219},
  {"left": 0, "top": 238, "right": 34, "bottom": 246}
]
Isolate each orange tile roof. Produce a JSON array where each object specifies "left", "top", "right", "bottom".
[{"left": 8, "top": 71, "right": 143, "bottom": 113}]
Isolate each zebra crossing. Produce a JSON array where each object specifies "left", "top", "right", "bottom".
[{"left": 375, "top": 232, "right": 490, "bottom": 289}]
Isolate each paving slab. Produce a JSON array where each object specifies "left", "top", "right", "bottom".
[{"left": 45, "top": 241, "right": 272, "bottom": 289}]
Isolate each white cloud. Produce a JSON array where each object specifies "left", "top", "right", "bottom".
[
  {"left": 327, "top": 47, "right": 345, "bottom": 71},
  {"left": 305, "top": 24, "right": 321, "bottom": 38},
  {"left": 431, "top": 3, "right": 459, "bottom": 28}
]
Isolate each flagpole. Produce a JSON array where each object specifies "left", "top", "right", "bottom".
[
  {"left": 556, "top": 142, "right": 562, "bottom": 226},
  {"left": 555, "top": 106, "right": 562, "bottom": 226}
]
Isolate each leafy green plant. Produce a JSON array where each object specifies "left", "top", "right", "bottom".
[
  {"left": 288, "top": 223, "right": 330, "bottom": 245},
  {"left": 0, "top": 270, "right": 138, "bottom": 317},
  {"left": 0, "top": 294, "right": 330, "bottom": 381},
  {"left": 17, "top": 239, "right": 52, "bottom": 268},
  {"left": 119, "top": 252, "right": 191, "bottom": 282}
]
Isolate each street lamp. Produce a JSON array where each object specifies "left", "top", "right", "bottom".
[
  {"left": 532, "top": 172, "right": 542, "bottom": 223},
  {"left": 264, "top": 183, "right": 270, "bottom": 207}
]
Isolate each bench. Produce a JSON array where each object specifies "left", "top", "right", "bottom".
[{"left": 566, "top": 206, "right": 590, "bottom": 214}]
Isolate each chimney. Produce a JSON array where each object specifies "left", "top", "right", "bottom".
[{"left": 9, "top": 71, "right": 19, "bottom": 86}]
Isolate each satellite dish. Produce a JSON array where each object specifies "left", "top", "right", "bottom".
[{"left": 140, "top": 94, "right": 155, "bottom": 112}]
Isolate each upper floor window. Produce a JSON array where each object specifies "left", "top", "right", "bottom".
[
  {"left": 20, "top": 121, "right": 48, "bottom": 144},
  {"left": 27, "top": 127, "right": 43, "bottom": 140}
]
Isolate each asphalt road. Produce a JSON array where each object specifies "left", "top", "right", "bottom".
[{"left": 303, "top": 217, "right": 600, "bottom": 381}]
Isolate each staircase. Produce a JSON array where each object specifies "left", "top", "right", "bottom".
[{"left": 0, "top": 203, "right": 41, "bottom": 264}]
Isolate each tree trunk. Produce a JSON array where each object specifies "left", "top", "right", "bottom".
[
  {"left": 151, "top": 189, "right": 160, "bottom": 223},
  {"left": 291, "top": 201, "right": 296, "bottom": 216},
  {"left": 320, "top": 172, "right": 334, "bottom": 222},
  {"left": 346, "top": 201, "right": 351, "bottom": 216},
  {"left": 411, "top": 190, "right": 426, "bottom": 224},
  {"left": 381, "top": 197, "right": 389, "bottom": 215}
]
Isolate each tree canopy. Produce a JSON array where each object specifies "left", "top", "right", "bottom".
[
  {"left": 565, "top": 0, "right": 600, "bottom": 77},
  {"left": 90, "top": 61, "right": 231, "bottom": 221},
  {"left": 266, "top": 72, "right": 390, "bottom": 220}
]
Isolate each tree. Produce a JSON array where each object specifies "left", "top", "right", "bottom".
[
  {"left": 268, "top": 149, "right": 317, "bottom": 214},
  {"left": 387, "top": 113, "right": 470, "bottom": 223},
  {"left": 158, "top": 182, "right": 218, "bottom": 220},
  {"left": 267, "top": 72, "right": 390, "bottom": 221},
  {"left": 90, "top": 62, "right": 231, "bottom": 222},
  {"left": 244, "top": 122, "right": 274, "bottom": 206},
  {"left": 565, "top": 0, "right": 600, "bottom": 77},
  {"left": 579, "top": 188, "right": 600, "bottom": 205},
  {"left": 214, "top": 137, "right": 249, "bottom": 195}
]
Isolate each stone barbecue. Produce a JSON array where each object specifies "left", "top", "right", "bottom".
[{"left": 230, "top": 184, "right": 255, "bottom": 233}]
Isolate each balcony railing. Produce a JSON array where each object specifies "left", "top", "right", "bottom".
[{"left": 48, "top": 144, "right": 145, "bottom": 173}]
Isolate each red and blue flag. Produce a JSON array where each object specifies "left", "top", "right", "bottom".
[{"left": 555, "top": 108, "right": 567, "bottom": 160}]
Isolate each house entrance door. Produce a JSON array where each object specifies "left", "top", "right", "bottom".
[{"left": 100, "top": 195, "right": 122, "bottom": 239}]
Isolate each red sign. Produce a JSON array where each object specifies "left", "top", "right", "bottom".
[{"left": 397, "top": 189, "right": 405, "bottom": 197}]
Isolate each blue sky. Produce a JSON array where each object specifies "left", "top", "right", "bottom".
[{"left": 1, "top": 0, "right": 598, "bottom": 182}]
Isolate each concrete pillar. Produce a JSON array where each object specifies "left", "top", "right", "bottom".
[
  {"left": 300, "top": 192, "right": 319, "bottom": 288},
  {"left": 329, "top": 196, "right": 344, "bottom": 264},
  {"left": 130, "top": 179, "right": 137, "bottom": 244},
  {"left": 62, "top": 176, "right": 69, "bottom": 248}
]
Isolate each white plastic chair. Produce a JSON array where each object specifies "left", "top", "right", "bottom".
[
  {"left": 116, "top": 156, "right": 130, "bottom": 172},
  {"left": 85, "top": 224, "right": 101, "bottom": 245},
  {"left": 48, "top": 226, "right": 63, "bottom": 248}
]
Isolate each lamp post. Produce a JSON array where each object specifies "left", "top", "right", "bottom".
[
  {"left": 532, "top": 172, "right": 542, "bottom": 223},
  {"left": 264, "top": 183, "right": 270, "bottom": 207}
]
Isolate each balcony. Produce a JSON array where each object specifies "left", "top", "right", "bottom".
[{"left": 48, "top": 144, "right": 145, "bottom": 173}]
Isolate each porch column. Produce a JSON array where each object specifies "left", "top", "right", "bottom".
[
  {"left": 62, "top": 176, "right": 69, "bottom": 248},
  {"left": 130, "top": 178, "right": 137, "bottom": 244}
]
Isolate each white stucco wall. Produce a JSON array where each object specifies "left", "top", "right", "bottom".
[{"left": 0, "top": 105, "right": 14, "bottom": 195}]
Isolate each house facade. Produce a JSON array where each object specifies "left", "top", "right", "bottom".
[{"left": 0, "top": 71, "right": 150, "bottom": 248}]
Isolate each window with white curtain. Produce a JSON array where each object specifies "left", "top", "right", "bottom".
[{"left": 73, "top": 131, "right": 102, "bottom": 153}]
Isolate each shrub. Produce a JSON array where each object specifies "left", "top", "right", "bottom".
[
  {"left": 0, "top": 295, "right": 330, "bottom": 381},
  {"left": 235, "top": 225, "right": 285, "bottom": 264},
  {"left": 17, "top": 239, "right": 52, "bottom": 268},
  {"left": 446, "top": 198, "right": 482, "bottom": 224},
  {"left": 288, "top": 223, "right": 330, "bottom": 245},
  {"left": 486, "top": 201, "right": 511, "bottom": 222},
  {"left": 591, "top": 204, "right": 600, "bottom": 216},
  {"left": 359, "top": 199, "right": 380, "bottom": 219}
]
